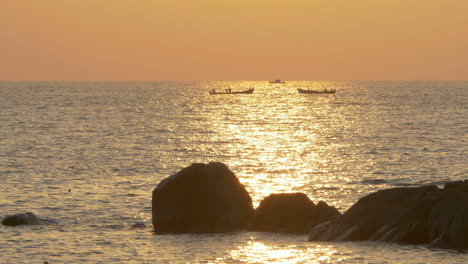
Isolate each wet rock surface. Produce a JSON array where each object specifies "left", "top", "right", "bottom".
[{"left": 308, "top": 181, "right": 468, "bottom": 249}]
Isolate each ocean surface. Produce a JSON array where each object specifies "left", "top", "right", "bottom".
[{"left": 0, "top": 81, "right": 466, "bottom": 263}]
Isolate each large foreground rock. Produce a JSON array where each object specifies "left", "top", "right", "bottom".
[
  {"left": 152, "top": 162, "right": 254, "bottom": 234},
  {"left": 308, "top": 180, "right": 468, "bottom": 249},
  {"left": 251, "top": 193, "right": 340, "bottom": 233},
  {"left": 2, "top": 212, "right": 39, "bottom": 226}
]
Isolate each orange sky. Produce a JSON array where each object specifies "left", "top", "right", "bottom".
[{"left": 1, "top": 0, "right": 467, "bottom": 81}]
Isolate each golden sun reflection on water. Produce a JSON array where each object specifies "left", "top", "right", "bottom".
[
  {"left": 224, "top": 239, "right": 342, "bottom": 264},
  {"left": 205, "top": 81, "right": 351, "bottom": 207}
]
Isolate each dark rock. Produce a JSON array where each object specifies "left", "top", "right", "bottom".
[
  {"left": 308, "top": 183, "right": 468, "bottom": 249},
  {"left": 152, "top": 162, "right": 254, "bottom": 234},
  {"left": 251, "top": 192, "right": 341, "bottom": 234},
  {"left": 314, "top": 201, "right": 342, "bottom": 225},
  {"left": 251, "top": 193, "right": 314, "bottom": 233},
  {"left": 2, "top": 212, "right": 39, "bottom": 226},
  {"left": 131, "top": 222, "right": 147, "bottom": 228},
  {"left": 315, "top": 186, "right": 439, "bottom": 241},
  {"left": 373, "top": 188, "right": 468, "bottom": 249},
  {"left": 444, "top": 180, "right": 468, "bottom": 193}
]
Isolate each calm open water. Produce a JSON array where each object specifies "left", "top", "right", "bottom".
[{"left": 0, "top": 81, "right": 467, "bottom": 263}]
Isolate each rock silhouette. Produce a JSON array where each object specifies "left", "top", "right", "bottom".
[
  {"left": 252, "top": 192, "right": 340, "bottom": 233},
  {"left": 152, "top": 162, "right": 254, "bottom": 234},
  {"left": 2, "top": 212, "right": 39, "bottom": 226},
  {"left": 308, "top": 180, "right": 468, "bottom": 249}
]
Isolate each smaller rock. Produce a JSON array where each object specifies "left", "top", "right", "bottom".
[
  {"left": 2, "top": 212, "right": 39, "bottom": 226},
  {"left": 314, "top": 201, "right": 341, "bottom": 225},
  {"left": 252, "top": 193, "right": 341, "bottom": 234},
  {"left": 131, "top": 222, "right": 147, "bottom": 228}
]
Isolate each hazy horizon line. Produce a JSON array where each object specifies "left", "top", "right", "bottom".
[{"left": 1, "top": 79, "right": 468, "bottom": 82}]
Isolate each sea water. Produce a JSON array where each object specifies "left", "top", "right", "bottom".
[{"left": 0, "top": 81, "right": 466, "bottom": 263}]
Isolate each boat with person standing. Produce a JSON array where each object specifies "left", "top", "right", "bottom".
[{"left": 209, "top": 88, "right": 255, "bottom": 95}]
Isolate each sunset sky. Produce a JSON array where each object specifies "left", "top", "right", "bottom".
[{"left": 1, "top": 0, "right": 467, "bottom": 81}]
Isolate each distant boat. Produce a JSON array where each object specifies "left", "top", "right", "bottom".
[
  {"left": 209, "top": 88, "right": 254, "bottom": 95},
  {"left": 269, "top": 79, "right": 285, "bottom": 84},
  {"left": 297, "top": 88, "right": 336, "bottom": 94}
]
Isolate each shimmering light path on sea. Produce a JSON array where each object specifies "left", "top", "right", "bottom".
[{"left": 0, "top": 81, "right": 466, "bottom": 263}]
